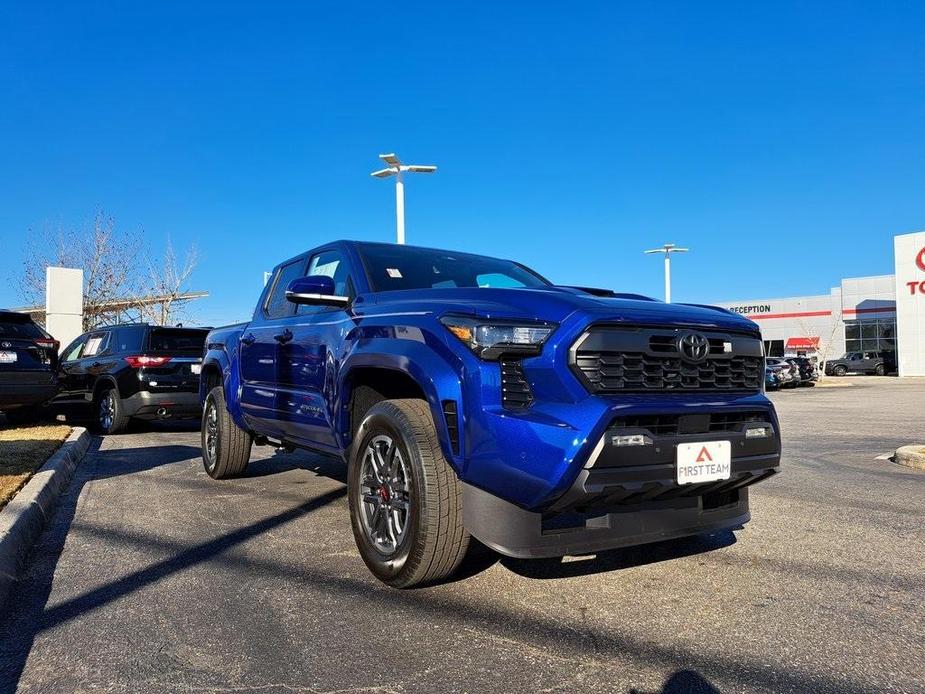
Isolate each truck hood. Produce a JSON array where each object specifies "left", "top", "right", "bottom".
[{"left": 358, "top": 287, "right": 759, "bottom": 334}]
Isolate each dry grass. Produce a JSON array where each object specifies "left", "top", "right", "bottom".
[{"left": 0, "top": 424, "right": 72, "bottom": 511}]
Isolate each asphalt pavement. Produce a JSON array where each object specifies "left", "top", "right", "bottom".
[{"left": 0, "top": 378, "right": 923, "bottom": 693}]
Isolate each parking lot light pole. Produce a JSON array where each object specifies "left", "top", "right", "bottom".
[
  {"left": 370, "top": 153, "right": 437, "bottom": 244},
  {"left": 644, "top": 243, "right": 689, "bottom": 303}
]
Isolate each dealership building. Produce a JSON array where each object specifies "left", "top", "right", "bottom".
[{"left": 713, "top": 230, "right": 925, "bottom": 377}]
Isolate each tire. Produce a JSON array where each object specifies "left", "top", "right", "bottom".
[
  {"left": 201, "top": 385, "right": 252, "bottom": 479},
  {"left": 95, "top": 387, "right": 130, "bottom": 435},
  {"left": 833, "top": 365, "right": 847, "bottom": 377},
  {"left": 348, "top": 399, "right": 469, "bottom": 588},
  {"left": 874, "top": 364, "right": 885, "bottom": 376}
]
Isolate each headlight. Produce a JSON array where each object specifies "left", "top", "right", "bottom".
[{"left": 440, "top": 315, "right": 556, "bottom": 360}]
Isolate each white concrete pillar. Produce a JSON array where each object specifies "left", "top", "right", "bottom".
[
  {"left": 894, "top": 231, "right": 925, "bottom": 377},
  {"left": 45, "top": 267, "right": 83, "bottom": 349}
]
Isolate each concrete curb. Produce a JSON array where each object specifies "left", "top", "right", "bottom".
[
  {"left": 0, "top": 427, "right": 90, "bottom": 608},
  {"left": 894, "top": 445, "right": 925, "bottom": 471}
]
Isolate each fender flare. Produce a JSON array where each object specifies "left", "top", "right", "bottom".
[
  {"left": 201, "top": 343, "right": 248, "bottom": 431},
  {"left": 336, "top": 346, "right": 465, "bottom": 467},
  {"left": 91, "top": 375, "right": 119, "bottom": 401}
]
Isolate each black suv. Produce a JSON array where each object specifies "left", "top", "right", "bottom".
[
  {"left": 0, "top": 310, "right": 59, "bottom": 425},
  {"left": 824, "top": 351, "right": 896, "bottom": 377},
  {"left": 50, "top": 324, "right": 208, "bottom": 434}
]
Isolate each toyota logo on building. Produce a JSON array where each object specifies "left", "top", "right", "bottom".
[
  {"left": 679, "top": 333, "right": 710, "bottom": 362},
  {"left": 917, "top": 246, "right": 925, "bottom": 272}
]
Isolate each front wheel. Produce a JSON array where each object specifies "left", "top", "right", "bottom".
[
  {"left": 348, "top": 399, "right": 469, "bottom": 588},
  {"left": 874, "top": 364, "right": 885, "bottom": 376},
  {"left": 201, "top": 386, "right": 252, "bottom": 479},
  {"left": 833, "top": 365, "right": 847, "bottom": 377}
]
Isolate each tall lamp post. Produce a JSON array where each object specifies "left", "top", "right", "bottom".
[
  {"left": 371, "top": 153, "right": 437, "bottom": 244},
  {"left": 644, "top": 243, "right": 689, "bottom": 303}
]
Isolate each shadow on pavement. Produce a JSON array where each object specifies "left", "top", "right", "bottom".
[
  {"left": 8, "top": 512, "right": 874, "bottom": 694},
  {"left": 127, "top": 419, "right": 201, "bottom": 434},
  {"left": 242, "top": 448, "right": 348, "bottom": 485},
  {"left": 0, "top": 436, "right": 875, "bottom": 694},
  {"left": 89, "top": 444, "right": 201, "bottom": 480},
  {"left": 0, "top": 435, "right": 347, "bottom": 692},
  {"left": 631, "top": 669, "right": 720, "bottom": 694},
  {"left": 500, "top": 531, "right": 737, "bottom": 580}
]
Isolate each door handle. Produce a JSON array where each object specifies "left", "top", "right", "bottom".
[
  {"left": 241, "top": 334, "right": 256, "bottom": 345},
  {"left": 91, "top": 362, "right": 103, "bottom": 368},
  {"left": 274, "top": 329, "right": 294, "bottom": 344}
]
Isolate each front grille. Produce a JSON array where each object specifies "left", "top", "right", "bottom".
[
  {"left": 566, "top": 469, "right": 777, "bottom": 511},
  {"left": 613, "top": 414, "right": 681, "bottom": 435},
  {"left": 707, "top": 412, "right": 766, "bottom": 431},
  {"left": 571, "top": 326, "right": 763, "bottom": 393},
  {"left": 612, "top": 411, "right": 768, "bottom": 436},
  {"left": 500, "top": 360, "right": 533, "bottom": 409}
]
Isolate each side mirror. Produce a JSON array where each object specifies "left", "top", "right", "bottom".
[{"left": 285, "top": 276, "right": 351, "bottom": 307}]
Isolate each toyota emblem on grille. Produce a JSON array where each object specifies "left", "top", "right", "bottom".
[
  {"left": 679, "top": 333, "right": 710, "bottom": 362},
  {"left": 0, "top": 342, "right": 10, "bottom": 349}
]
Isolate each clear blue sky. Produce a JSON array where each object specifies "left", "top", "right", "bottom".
[{"left": 1, "top": 2, "right": 923, "bottom": 326}]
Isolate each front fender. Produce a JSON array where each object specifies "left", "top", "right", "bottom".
[{"left": 336, "top": 333, "right": 465, "bottom": 469}]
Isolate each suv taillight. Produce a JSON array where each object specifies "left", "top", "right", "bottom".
[
  {"left": 35, "top": 338, "right": 59, "bottom": 351},
  {"left": 125, "top": 355, "right": 172, "bottom": 368}
]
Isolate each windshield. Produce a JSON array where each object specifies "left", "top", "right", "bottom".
[{"left": 356, "top": 243, "right": 550, "bottom": 293}]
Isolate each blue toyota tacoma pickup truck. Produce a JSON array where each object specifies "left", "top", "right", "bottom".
[{"left": 200, "top": 241, "right": 780, "bottom": 587}]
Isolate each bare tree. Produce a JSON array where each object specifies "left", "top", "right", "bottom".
[
  {"left": 814, "top": 307, "right": 844, "bottom": 382},
  {"left": 795, "top": 305, "right": 843, "bottom": 382},
  {"left": 20, "top": 211, "right": 146, "bottom": 329},
  {"left": 140, "top": 236, "right": 200, "bottom": 326},
  {"left": 19, "top": 211, "right": 201, "bottom": 329}
]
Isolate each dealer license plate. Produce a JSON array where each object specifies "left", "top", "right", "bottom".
[
  {"left": 0, "top": 351, "right": 17, "bottom": 364},
  {"left": 676, "top": 441, "right": 731, "bottom": 485},
  {"left": 191, "top": 363, "right": 201, "bottom": 375}
]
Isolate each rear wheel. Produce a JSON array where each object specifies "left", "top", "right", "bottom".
[
  {"left": 833, "top": 365, "right": 847, "bottom": 377},
  {"left": 95, "top": 387, "right": 129, "bottom": 435},
  {"left": 874, "top": 364, "right": 885, "bottom": 376},
  {"left": 202, "top": 385, "right": 252, "bottom": 479},
  {"left": 348, "top": 399, "right": 469, "bottom": 588}
]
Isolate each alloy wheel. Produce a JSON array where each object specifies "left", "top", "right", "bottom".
[
  {"left": 99, "top": 393, "right": 115, "bottom": 431},
  {"left": 205, "top": 400, "right": 219, "bottom": 471},
  {"left": 358, "top": 434, "right": 411, "bottom": 555}
]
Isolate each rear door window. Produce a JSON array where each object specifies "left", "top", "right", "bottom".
[
  {"left": 147, "top": 329, "right": 208, "bottom": 354},
  {"left": 113, "top": 327, "right": 145, "bottom": 353}
]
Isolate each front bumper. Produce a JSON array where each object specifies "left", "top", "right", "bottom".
[
  {"left": 461, "top": 406, "right": 780, "bottom": 558},
  {"left": 122, "top": 391, "right": 201, "bottom": 419},
  {"left": 464, "top": 482, "right": 752, "bottom": 558}
]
